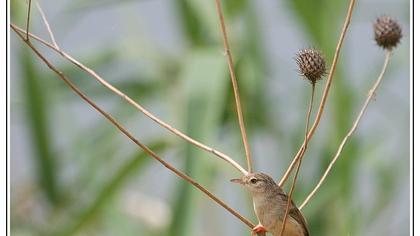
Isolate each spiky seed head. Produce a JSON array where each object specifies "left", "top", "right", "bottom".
[
  {"left": 374, "top": 16, "right": 402, "bottom": 49},
  {"left": 296, "top": 48, "right": 326, "bottom": 84}
]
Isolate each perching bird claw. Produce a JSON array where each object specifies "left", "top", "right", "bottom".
[{"left": 252, "top": 224, "right": 267, "bottom": 235}]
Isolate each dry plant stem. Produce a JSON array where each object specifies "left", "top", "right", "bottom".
[
  {"left": 25, "top": 0, "right": 32, "bottom": 41},
  {"left": 35, "top": 1, "right": 59, "bottom": 49},
  {"left": 299, "top": 50, "right": 392, "bottom": 210},
  {"left": 279, "top": 0, "right": 356, "bottom": 187},
  {"left": 214, "top": 0, "right": 253, "bottom": 173},
  {"left": 11, "top": 27, "right": 256, "bottom": 229},
  {"left": 279, "top": 84, "right": 315, "bottom": 236},
  {"left": 16, "top": 2, "right": 247, "bottom": 175},
  {"left": 10, "top": 24, "right": 247, "bottom": 176}
]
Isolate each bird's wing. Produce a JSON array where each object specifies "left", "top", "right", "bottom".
[
  {"left": 289, "top": 205, "right": 309, "bottom": 236},
  {"left": 279, "top": 191, "right": 310, "bottom": 236}
]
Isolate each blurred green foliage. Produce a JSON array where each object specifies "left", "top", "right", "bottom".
[
  {"left": 10, "top": 0, "right": 409, "bottom": 236},
  {"left": 21, "top": 48, "right": 59, "bottom": 205}
]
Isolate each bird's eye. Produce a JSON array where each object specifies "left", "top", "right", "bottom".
[{"left": 250, "top": 178, "right": 257, "bottom": 184}]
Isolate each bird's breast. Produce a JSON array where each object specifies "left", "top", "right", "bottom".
[
  {"left": 252, "top": 195, "right": 306, "bottom": 236},
  {"left": 253, "top": 195, "right": 281, "bottom": 231}
]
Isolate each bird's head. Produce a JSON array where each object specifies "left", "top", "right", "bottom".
[{"left": 231, "top": 172, "right": 278, "bottom": 195}]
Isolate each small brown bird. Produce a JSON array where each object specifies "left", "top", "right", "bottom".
[{"left": 231, "top": 172, "right": 309, "bottom": 236}]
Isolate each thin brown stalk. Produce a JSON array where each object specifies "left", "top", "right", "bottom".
[
  {"left": 10, "top": 23, "right": 247, "bottom": 176},
  {"left": 299, "top": 50, "right": 392, "bottom": 210},
  {"left": 11, "top": 26, "right": 256, "bottom": 229},
  {"left": 25, "top": 0, "right": 32, "bottom": 41},
  {"left": 214, "top": 0, "right": 253, "bottom": 173},
  {"left": 280, "top": 84, "right": 315, "bottom": 236},
  {"left": 279, "top": 0, "right": 356, "bottom": 187},
  {"left": 35, "top": 1, "right": 59, "bottom": 49}
]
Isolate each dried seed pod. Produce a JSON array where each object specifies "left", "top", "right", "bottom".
[
  {"left": 374, "top": 16, "right": 402, "bottom": 49},
  {"left": 296, "top": 48, "right": 326, "bottom": 84}
]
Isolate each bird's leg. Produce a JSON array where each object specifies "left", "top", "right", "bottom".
[{"left": 251, "top": 223, "right": 267, "bottom": 236}]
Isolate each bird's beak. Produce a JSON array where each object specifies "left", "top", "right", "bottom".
[{"left": 230, "top": 178, "right": 244, "bottom": 184}]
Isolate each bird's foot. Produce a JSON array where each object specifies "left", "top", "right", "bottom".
[{"left": 251, "top": 224, "right": 267, "bottom": 235}]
